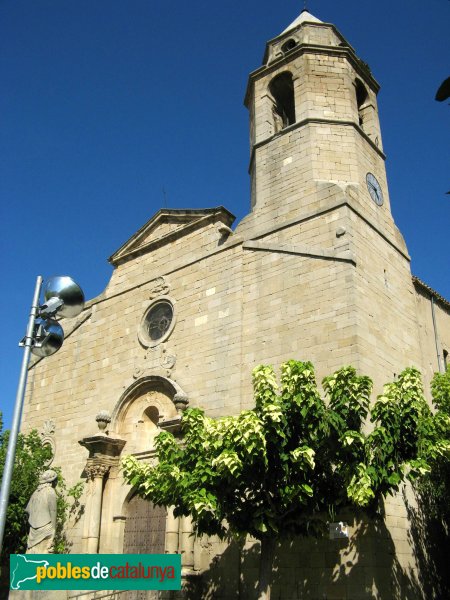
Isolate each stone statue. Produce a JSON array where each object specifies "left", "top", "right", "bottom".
[{"left": 25, "top": 469, "right": 58, "bottom": 554}]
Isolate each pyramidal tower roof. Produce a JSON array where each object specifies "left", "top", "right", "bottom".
[{"left": 280, "top": 9, "right": 322, "bottom": 35}]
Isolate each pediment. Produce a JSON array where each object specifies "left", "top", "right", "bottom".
[{"left": 109, "top": 207, "right": 234, "bottom": 266}]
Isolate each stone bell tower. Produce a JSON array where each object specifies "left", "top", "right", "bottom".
[
  {"left": 238, "top": 10, "right": 421, "bottom": 391},
  {"left": 244, "top": 10, "right": 392, "bottom": 226}
]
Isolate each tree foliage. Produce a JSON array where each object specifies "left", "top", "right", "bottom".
[
  {"left": 404, "top": 367, "right": 450, "bottom": 598},
  {"left": 0, "top": 414, "right": 83, "bottom": 563},
  {"left": 52, "top": 472, "right": 84, "bottom": 555},
  {"left": 0, "top": 414, "right": 53, "bottom": 557},
  {"left": 415, "top": 367, "right": 450, "bottom": 523},
  {"left": 122, "top": 361, "right": 450, "bottom": 599}
]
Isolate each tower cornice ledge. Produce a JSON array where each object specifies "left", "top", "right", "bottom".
[
  {"left": 245, "top": 42, "right": 380, "bottom": 107},
  {"left": 246, "top": 198, "right": 410, "bottom": 262},
  {"left": 269, "top": 21, "right": 346, "bottom": 48},
  {"left": 243, "top": 240, "right": 356, "bottom": 266},
  {"left": 248, "top": 117, "right": 386, "bottom": 174}
]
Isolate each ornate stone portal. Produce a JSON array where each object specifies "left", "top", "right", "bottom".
[{"left": 75, "top": 380, "right": 199, "bottom": 597}]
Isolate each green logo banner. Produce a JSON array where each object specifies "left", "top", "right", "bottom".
[{"left": 10, "top": 554, "right": 181, "bottom": 590}]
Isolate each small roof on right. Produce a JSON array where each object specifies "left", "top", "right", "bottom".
[{"left": 280, "top": 9, "right": 323, "bottom": 35}]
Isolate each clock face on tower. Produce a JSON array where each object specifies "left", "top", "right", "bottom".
[{"left": 366, "top": 173, "right": 384, "bottom": 206}]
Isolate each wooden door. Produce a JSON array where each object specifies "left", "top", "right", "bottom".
[{"left": 123, "top": 493, "right": 167, "bottom": 600}]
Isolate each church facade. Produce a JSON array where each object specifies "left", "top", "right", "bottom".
[{"left": 21, "top": 10, "right": 450, "bottom": 600}]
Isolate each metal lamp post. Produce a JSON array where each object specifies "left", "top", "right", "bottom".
[{"left": 0, "top": 275, "right": 84, "bottom": 553}]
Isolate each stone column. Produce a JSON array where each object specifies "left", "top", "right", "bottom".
[
  {"left": 84, "top": 463, "right": 109, "bottom": 553},
  {"left": 180, "top": 515, "right": 195, "bottom": 572},
  {"left": 179, "top": 515, "right": 202, "bottom": 596},
  {"left": 165, "top": 506, "right": 180, "bottom": 555}
]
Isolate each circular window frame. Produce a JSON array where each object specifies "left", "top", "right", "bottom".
[
  {"left": 281, "top": 38, "right": 297, "bottom": 53},
  {"left": 138, "top": 296, "right": 176, "bottom": 348}
]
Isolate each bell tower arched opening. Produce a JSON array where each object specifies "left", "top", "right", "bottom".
[
  {"left": 355, "top": 78, "right": 369, "bottom": 128},
  {"left": 354, "top": 77, "right": 382, "bottom": 147},
  {"left": 269, "top": 72, "right": 296, "bottom": 132}
]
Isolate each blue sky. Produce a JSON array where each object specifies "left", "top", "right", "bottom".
[{"left": 1, "top": 0, "right": 449, "bottom": 429}]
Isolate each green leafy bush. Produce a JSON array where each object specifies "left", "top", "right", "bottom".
[{"left": 122, "top": 361, "right": 450, "bottom": 600}]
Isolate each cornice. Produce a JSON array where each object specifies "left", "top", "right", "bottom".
[
  {"left": 248, "top": 117, "right": 386, "bottom": 174},
  {"left": 413, "top": 276, "right": 450, "bottom": 312},
  {"left": 245, "top": 40, "right": 380, "bottom": 107},
  {"left": 109, "top": 207, "right": 235, "bottom": 267}
]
